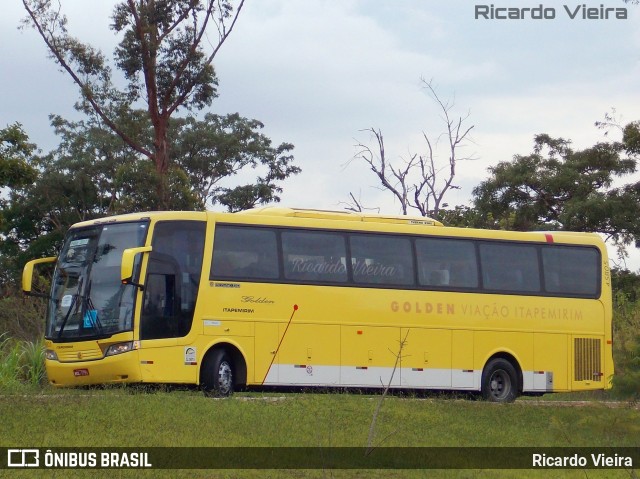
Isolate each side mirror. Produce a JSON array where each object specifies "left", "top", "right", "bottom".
[
  {"left": 22, "top": 257, "right": 57, "bottom": 295},
  {"left": 121, "top": 246, "right": 152, "bottom": 289}
]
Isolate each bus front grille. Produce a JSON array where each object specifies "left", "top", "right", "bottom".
[
  {"left": 57, "top": 349, "right": 104, "bottom": 362},
  {"left": 574, "top": 338, "right": 602, "bottom": 382}
]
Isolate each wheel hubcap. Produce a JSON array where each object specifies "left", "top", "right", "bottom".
[
  {"left": 218, "top": 361, "right": 232, "bottom": 394},
  {"left": 490, "top": 370, "right": 510, "bottom": 400}
]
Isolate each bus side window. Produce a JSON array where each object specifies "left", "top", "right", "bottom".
[
  {"left": 282, "top": 231, "right": 348, "bottom": 284},
  {"left": 542, "top": 246, "right": 599, "bottom": 296},
  {"left": 416, "top": 238, "right": 478, "bottom": 289},
  {"left": 211, "top": 226, "right": 279, "bottom": 281},
  {"left": 350, "top": 234, "right": 414, "bottom": 286},
  {"left": 479, "top": 243, "right": 539, "bottom": 293}
]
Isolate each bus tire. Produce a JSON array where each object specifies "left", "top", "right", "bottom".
[
  {"left": 202, "top": 349, "right": 234, "bottom": 397},
  {"left": 481, "top": 358, "right": 518, "bottom": 403}
]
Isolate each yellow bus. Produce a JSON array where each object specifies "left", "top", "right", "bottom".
[{"left": 22, "top": 207, "right": 614, "bottom": 402}]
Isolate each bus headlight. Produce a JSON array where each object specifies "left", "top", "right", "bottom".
[
  {"left": 45, "top": 349, "right": 58, "bottom": 361},
  {"left": 105, "top": 342, "right": 135, "bottom": 357}
]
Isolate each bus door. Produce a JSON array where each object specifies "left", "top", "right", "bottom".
[{"left": 138, "top": 221, "right": 206, "bottom": 383}]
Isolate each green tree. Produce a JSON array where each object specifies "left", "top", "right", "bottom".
[
  {"left": 472, "top": 133, "right": 640, "bottom": 245},
  {"left": 0, "top": 123, "right": 37, "bottom": 190},
  {"left": 0, "top": 112, "right": 299, "bottom": 286},
  {"left": 612, "top": 268, "right": 640, "bottom": 303},
  {"left": 22, "top": 0, "right": 246, "bottom": 208},
  {"left": 436, "top": 205, "right": 490, "bottom": 229},
  {"left": 171, "top": 113, "right": 299, "bottom": 211},
  {"left": 46, "top": 111, "right": 200, "bottom": 214},
  {"left": 0, "top": 124, "right": 40, "bottom": 291}
]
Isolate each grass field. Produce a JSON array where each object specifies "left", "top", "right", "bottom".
[{"left": 1, "top": 387, "right": 638, "bottom": 478}]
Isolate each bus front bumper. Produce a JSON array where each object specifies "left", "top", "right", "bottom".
[{"left": 46, "top": 351, "right": 142, "bottom": 387}]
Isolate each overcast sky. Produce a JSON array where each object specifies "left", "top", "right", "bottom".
[{"left": 3, "top": 0, "right": 640, "bottom": 266}]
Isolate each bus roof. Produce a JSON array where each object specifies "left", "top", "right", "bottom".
[
  {"left": 67, "top": 208, "right": 604, "bottom": 249},
  {"left": 237, "top": 206, "right": 444, "bottom": 226}
]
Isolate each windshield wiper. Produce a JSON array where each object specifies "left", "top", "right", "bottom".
[
  {"left": 57, "top": 277, "right": 105, "bottom": 337},
  {"left": 57, "top": 276, "right": 82, "bottom": 339}
]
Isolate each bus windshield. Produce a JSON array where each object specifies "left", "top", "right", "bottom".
[{"left": 46, "top": 221, "right": 149, "bottom": 340}]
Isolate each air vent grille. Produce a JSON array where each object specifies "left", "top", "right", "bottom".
[{"left": 574, "top": 338, "right": 602, "bottom": 382}]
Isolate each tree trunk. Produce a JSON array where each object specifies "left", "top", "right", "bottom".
[{"left": 153, "top": 117, "right": 170, "bottom": 210}]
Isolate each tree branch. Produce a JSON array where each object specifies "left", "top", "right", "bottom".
[
  {"left": 167, "top": 0, "right": 245, "bottom": 116},
  {"left": 22, "top": 0, "right": 153, "bottom": 160}
]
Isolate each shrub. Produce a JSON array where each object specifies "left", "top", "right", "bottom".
[
  {"left": 0, "top": 333, "right": 46, "bottom": 390},
  {"left": 611, "top": 289, "right": 640, "bottom": 399},
  {"left": 0, "top": 292, "right": 47, "bottom": 342}
]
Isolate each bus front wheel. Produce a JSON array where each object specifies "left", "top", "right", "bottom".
[
  {"left": 202, "top": 349, "right": 234, "bottom": 397},
  {"left": 481, "top": 358, "right": 518, "bottom": 403}
]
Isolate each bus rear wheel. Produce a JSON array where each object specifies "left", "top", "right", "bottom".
[
  {"left": 202, "top": 349, "right": 234, "bottom": 397},
  {"left": 481, "top": 358, "right": 518, "bottom": 403}
]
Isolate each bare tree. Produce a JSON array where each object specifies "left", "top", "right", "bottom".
[
  {"left": 339, "top": 191, "right": 380, "bottom": 214},
  {"left": 348, "top": 79, "right": 475, "bottom": 219},
  {"left": 352, "top": 128, "right": 414, "bottom": 215},
  {"left": 366, "top": 329, "right": 410, "bottom": 455}
]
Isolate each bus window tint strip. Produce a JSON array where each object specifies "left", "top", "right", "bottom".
[{"left": 209, "top": 224, "right": 600, "bottom": 298}]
